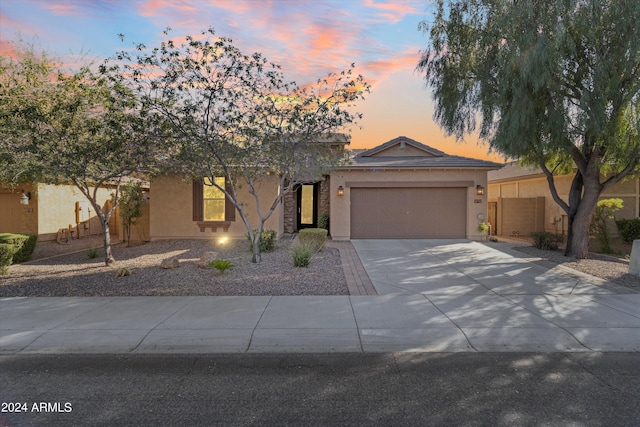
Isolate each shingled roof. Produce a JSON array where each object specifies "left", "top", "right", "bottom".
[{"left": 343, "top": 136, "right": 503, "bottom": 170}]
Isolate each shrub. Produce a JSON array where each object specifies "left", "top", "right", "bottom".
[
  {"left": 291, "top": 243, "right": 314, "bottom": 267},
  {"left": 87, "top": 247, "right": 99, "bottom": 259},
  {"left": 0, "top": 243, "right": 16, "bottom": 275},
  {"left": 246, "top": 229, "right": 277, "bottom": 253},
  {"left": 0, "top": 233, "right": 37, "bottom": 263},
  {"left": 318, "top": 213, "right": 330, "bottom": 231},
  {"left": 590, "top": 198, "right": 623, "bottom": 253},
  {"left": 531, "top": 232, "right": 564, "bottom": 251},
  {"left": 616, "top": 218, "right": 640, "bottom": 243},
  {"left": 299, "top": 228, "right": 327, "bottom": 252},
  {"left": 208, "top": 258, "right": 234, "bottom": 274}
]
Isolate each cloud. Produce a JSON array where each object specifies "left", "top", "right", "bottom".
[{"left": 362, "top": 0, "right": 423, "bottom": 23}]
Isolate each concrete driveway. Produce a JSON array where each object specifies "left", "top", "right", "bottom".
[{"left": 351, "top": 239, "right": 640, "bottom": 351}]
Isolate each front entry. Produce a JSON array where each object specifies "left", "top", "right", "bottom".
[{"left": 296, "top": 183, "right": 318, "bottom": 230}]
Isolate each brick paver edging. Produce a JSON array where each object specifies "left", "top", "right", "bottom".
[{"left": 326, "top": 241, "right": 378, "bottom": 295}]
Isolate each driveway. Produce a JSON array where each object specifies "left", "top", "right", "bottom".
[{"left": 351, "top": 239, "right": 640, "bottom": 351}]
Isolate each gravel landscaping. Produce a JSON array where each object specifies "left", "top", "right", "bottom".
[{"left": 0, "top": 237, "right": 349, "bottom": 297}]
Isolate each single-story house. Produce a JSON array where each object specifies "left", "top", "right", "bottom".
[
  {"left": 0, "top": 182, "right": 149, "bottom": 243},
  {"left": 150, "top": 136, "right": 503, "bottom": 241},
  {"left": 487, "top": 162, "right": 640, "bottom": 237}
]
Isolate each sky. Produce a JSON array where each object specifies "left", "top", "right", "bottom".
[{"left": 0, "top": 0, "right": 503, "bottom": 162}]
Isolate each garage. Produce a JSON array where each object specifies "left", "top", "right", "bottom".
[{"left": 350, "top": 187, "right": 467, "bottom": 239}]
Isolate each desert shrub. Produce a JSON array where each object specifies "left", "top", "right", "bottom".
[
  {"left": 208, "top": 258, "right": 234, "bottom": 273},
  {"left": 616, "top": 218, "right": 640, "bottom": 243},
  {"left": 87, "top": 247, "right": 99, "bottom": 259},
  {"left": 291, "top": 243, "right": 314, "bottom": 267},
  {"left": 0, "top": 243, "right": 16, "bottom": 275},
  {"left": 299, "top": 228, "right": 327, "bottom": 252},
  {"left": 318, "top": 213, "right": 330, "bottom": 231},
  {"left": 590, "top": 198, "right": 623, "bottom": 253},
  {"left": 117, "top": 182, "right": 146, "bottom": 247},
  {"left": 0, "top": 233, "right": 37, "bottom": 263},
  {"left": 531, "top": 232, "right": 564, "bottom": 251},
  {"left": 246, "top": 229, "right": 277, "bottom": 253}
]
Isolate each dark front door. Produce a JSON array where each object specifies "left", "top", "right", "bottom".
[{"left": 297, "top": 183, "right": 319, "bottom": 229}]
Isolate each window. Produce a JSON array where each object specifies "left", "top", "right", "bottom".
[
  {"left": 192, "top": 178, "right": 235, "bottom": 223},
  {"left": 203, "top": 177, "right": 226, "bottom": 221}
]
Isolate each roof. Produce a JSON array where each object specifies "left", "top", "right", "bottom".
[
  {"left": 341, "top": 136, "right": 503, "bottom": 170},
  {"left": 487, "top": 162, "right": 545, "bottom": 182}
]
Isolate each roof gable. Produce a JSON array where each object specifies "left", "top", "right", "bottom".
[{"left": 357, "top": 136, "right": 445, "bottom": 158}]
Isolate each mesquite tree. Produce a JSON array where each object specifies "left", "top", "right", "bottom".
[
  {"left": 0, "top": 47, "right": 158, "bottom": 265},
  {"left": 113, "top": 28, "right": 370, "bottom": 262},
  {"left": 418, "top": 0, "right": 640, "bottom": 258}
]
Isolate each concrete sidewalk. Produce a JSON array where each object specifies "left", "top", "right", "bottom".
[{"left": 1, "top": 240, "right": 639, "bottom": 354}]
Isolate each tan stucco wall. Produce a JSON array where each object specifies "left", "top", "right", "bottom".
[
  {"left": 330, "top": 169, "right": 490, "bottom": 240},
  {"left": 489, "top": 174, "right": 640, "bottom": 235},
  {"left": 150, "top": 175, "right": 283, "bottom": 240},
  {"left": 1, "top": 183, "right": 114, "bottom": 241}
]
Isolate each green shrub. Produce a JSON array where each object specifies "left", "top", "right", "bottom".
[
  {"left": 531, "top": 232, "right": 564, "bottom": 251},
  {"left": 87, "top": 247, "right": 99, "bottom": 259},
  {"left": 299, "top": 228, "right": 327, "bottom": 252},
  {"left": 0, "top": 233, "right": 37, "bottom": 263},
  {"left": 318, "top": 213, "right": 330, "bottom": 231},
  {"left": 0, "top": 243, "right": 16, "bottom": 275},
  {"left": 246, "top": 229, "right": 277, "bottom": 253},
  {"left": 616, "top": 218, "right": 640, "bottom": 243},
  {"left": 291, "top": 243, "right": 314, "bottom": 267},
  {"left": 590, "top": 198, "right": 623, "bottom": 253},
  {"left": 208, "top": 258, "right": 234, "bottom": 274}
]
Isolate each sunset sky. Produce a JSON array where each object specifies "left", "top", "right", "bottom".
[{"left": 0, "top": 0, "right": 504, "bottom": 162}]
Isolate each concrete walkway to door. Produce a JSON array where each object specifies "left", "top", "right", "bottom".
[{"left": 351, "top": 239, "right": 640, "bottom": 352}]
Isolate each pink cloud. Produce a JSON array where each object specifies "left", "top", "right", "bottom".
[
  {"left": 363, "top": 0, "right": 422, "bottom": 23},
  {"left": 139, "top": 0, "right": 197, "bottom": 18}
]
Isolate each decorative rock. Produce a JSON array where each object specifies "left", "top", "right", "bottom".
[
  {"left": 160, "top": 257, "right": 180, "bottom": 269},
  {"left": 629, "top": 240, "right": 640, "bottom": 276},
  {"left": 198, "top": 251, "right": 219, "bottom": 268}
]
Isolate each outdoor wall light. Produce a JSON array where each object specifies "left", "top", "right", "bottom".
[
  {"left": 337, "top": 185, "right": 345, "bottom": 197},
  {"left": 20, "top": 191, "right": 31, "bottom": 205},
  {"left": 476, "top": 185, "right": 485, "bottom": 196}
]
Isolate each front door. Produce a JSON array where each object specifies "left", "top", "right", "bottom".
[{"left": 297, "top": 183, "right": 318, "bottom": 230}]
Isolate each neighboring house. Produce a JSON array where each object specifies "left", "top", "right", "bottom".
[
  {"left": 0, "top": 182, "right": 150, "bottom": 243},
  {"left": 150, "top": 136, "right": 503, "bottom": 241},
  {"left": 487, "top": 162, "right": 640, "bottom": 237}
]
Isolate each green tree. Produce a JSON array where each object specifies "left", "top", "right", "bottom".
[
  {"left": 117, "top": 182, "right": 146, "bottom": 247},
  {"left": 418, "top": 0, "right": 640, "bottom": 258},
  {"left": 0, "top": 46, "right": 159, "bottom": 265},
  {"left": 114, "top": 28, "right": 370, "bottom": 263}
]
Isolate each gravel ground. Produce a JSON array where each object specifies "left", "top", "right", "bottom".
[
  {"left": 2, "top": 236, "right": 639, "bottom": 296},
  {"left": 0, "top": 237, "right": 349, "bottom": 297},
  {"left": 514, "top": 245, "right": 640, "bottom": 291}
]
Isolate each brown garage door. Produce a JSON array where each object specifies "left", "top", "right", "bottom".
[{"left": 350, "top": 187, "right": 467, "bottom": 238}]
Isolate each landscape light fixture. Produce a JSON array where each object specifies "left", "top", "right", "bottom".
[
  {"left": 476, "top": 185, "right": 485, "bottom": 196},
  {"left": 337, "top": 186, "right": 344, "bottom": 197}
]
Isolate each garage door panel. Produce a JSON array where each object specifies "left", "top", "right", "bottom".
[{"left": 351, "top": 188, "right": 466, "bottom": 239}]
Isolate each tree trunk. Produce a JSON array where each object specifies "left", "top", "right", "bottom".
[
  {"left": 251, "top": 237, "right": 262, "bottom": 264},
  {"left": 101, "top": 219, "right": 116, "bottom": 266},
  {"left": 565, "top": 172, "right": 601, "bottom": 259}
]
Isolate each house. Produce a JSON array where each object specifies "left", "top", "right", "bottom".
[
  {"left": 0, "top": 182, "right": 149, "bottom": 243},
  {"left": 487, "top": 162, "right": 640, "bottom": 237},
  {"left": 150, "top": 136, "right": 503, "bottom": 241}
]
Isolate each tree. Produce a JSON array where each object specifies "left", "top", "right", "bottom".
[
  {"left": 117, "top": 181, "right": 146, "bottom": 247},
  {"left": 114, "top": 28, "right": 370, "bottom": 263},
  {"left": 418, "top": 0, "right": 640, "bottom": 258},
  {"left": 0, "top": 46, "right": 159, "bottom": 265}
]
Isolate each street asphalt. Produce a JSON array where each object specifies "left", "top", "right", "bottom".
[{"left": 1, "top": 239, "right": 639, "bottom": 354}]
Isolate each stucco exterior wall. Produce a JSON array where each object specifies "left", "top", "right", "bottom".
[
  {"left": 489, "top": 173, "right": 640, "bottom": 235},
  {"left": 330, "top": 169, "right": 489, "bottom": 241},
  {"left": 0, "top": 184, "right": 37, "bottom": 236},
  {"left": 150, "top": 175, "right": 283, "bottom": 240}
]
